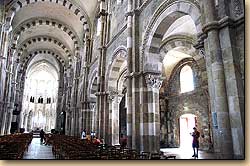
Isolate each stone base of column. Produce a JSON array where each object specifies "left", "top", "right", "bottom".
[{"left": 141, "top": 135, "right": 160, "bottom": 153}]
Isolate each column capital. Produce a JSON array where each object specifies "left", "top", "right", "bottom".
[
  {"left": 107, "top": 90, "right": 124, "bottom": 101},
  {"left": 144, "top": 72, "right": 163, "bottom": 89},
  {"left": 193, "top": 41, "right": 206, "bottom": 58},
  {"left": 202, "top": 21, "right": 219, "bottom": 33},
  {"left": 108, "top": 90, "right": 118, "bottom": 100}
]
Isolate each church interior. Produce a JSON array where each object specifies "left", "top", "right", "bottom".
[{"left": 0, "top": 0, "right": 245, "bottom": 160}]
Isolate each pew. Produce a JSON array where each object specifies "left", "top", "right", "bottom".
[{"left": 0, "top": 133, "right": 33, "bottom": 159}]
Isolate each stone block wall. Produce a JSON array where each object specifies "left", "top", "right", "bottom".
[
  {"left": 109, "top": 0, "right": 127, "bottom": 40},
  {"left": 160, "top": 59, "right": 212, "bottom": 150}
]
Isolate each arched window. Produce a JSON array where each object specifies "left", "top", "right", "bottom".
[{"left": 180, "top": 65, "right": 194, "bottom": 93}]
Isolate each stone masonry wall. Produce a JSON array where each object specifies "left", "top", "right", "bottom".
[{"left": 160, "top": 60, "right": 212, "bottom": 151}]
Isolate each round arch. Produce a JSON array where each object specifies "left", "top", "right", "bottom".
[
  {"left": 106, "top": 45, "right": 127, "bottom": 92},
  {"left": 141, "top": 0, "right": 202, "bottom": 72},
  {"left": 5, "top": 0, "right": 91, "bottom": 33},
  {"left": 17, "top": 35, "right": 72, "bottom": 57},
  {"left": 11, "top": 17, "right": 81, "bottom": 50}
]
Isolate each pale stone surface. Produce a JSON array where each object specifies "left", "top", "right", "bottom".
[{"left": 0, "top": 0, "right": 245, "bottom": 159}]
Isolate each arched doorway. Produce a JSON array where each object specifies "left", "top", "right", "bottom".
[{"left": 179, "top": 114, "right": 197, "bottom": 148}]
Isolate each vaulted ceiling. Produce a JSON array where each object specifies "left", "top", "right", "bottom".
[{"left": 4, "top": 0, "right": 98, "bottom": 71}]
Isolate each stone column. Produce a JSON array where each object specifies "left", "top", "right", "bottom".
[
  {"left": 56, "top": 71, "right": 67, "bottom": 131},
  {"left": 8, "top": 52, "right": 20, "bottom": 134},
  {"left": 104, "top": 92, "right": 110, "bottom": 144},
  {"left": 65, "top": 67, "right": 73, "bottom": 135},
  {"left": 109, "top": 91, "right": 123, "bottom": 145},
  {"left": 201, "top": 0, "right": 233, "bottom": 159},
  {"left": 125, "top": 0, "right": 133, "bottom": 150},
  {"left": 81, "top": 34, "right": 91, "bottom": 134},
  {"left": 1, "top": 47, "right": 15, "bottom": 135},
  {"left": 125, "top": 0, "right": 141, "bottom": 151},
  {"left": 142, "top": 73, "right": 163, "bottom": 153},
  {"left": 216, "top": 0, "right": 244, "bottom": 159},
  {"left": 0, "top": 23, "right": 10, "bottom": 135},
  {"left": 70, "top": 56, "right": 81, "bottom": 136},
  {"left": 96, "top": 0, "right": 108, "bottom": 142}
]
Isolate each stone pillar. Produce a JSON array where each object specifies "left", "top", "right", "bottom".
[
  {"left": 96, "top": 0, "right": 109, "bottom": 142},
  {"left": 216, "top": 0, "right": 244, "bottom": 159},
  {"left": 65, "top": 67, "right": 73, "bottom": 135},
  {"left": 126, "top": 0, "right": 141, "bottom": 151},
  {"left": 109, "top": 91, "right": 123, "bottom": 145},
  {"left": 142, "top": 73, "right": 162, "bottom": 153},
  {"left": 56, "top": 71, "right": 67, "bottom": 131},
  {"left": 201, "top": 0, "right": 233, "bottom": 159},
  {"left": 0, "top": 22, "right": 10, "bottom": 135},
  {"left": 70, "top": 56, "right": 81, "bottom": 136},
  {"left": 80, "top": 34, "right": 92, "bottom": 134},
  {"left": 125, "top": 0, "right": 133, "bottom": 150},
  {"left": 1, "top": 47, "right": 15, "bottom": 135}
]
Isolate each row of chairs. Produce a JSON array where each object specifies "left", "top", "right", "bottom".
[
  {"left": 49, "top": 134, "right": 176, "bottom": 160},
  {"left": 0, "top": 133, "right": 33, "bottom": 159}
]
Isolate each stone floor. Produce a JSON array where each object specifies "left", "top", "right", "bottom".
[
  {"left": 22, "top": 138, "right": 216, "bottom": 160},
  {"left": 160, "top": 147, "right": 216, "bottom": 159},
  {"left": 23, "top": 138, "right": 55, "bottom": 159}
]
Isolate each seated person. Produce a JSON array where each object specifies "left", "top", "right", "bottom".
[
  {"left": 86, "top": 133, "right": 91, "bottom": 142},
  {"left": 92, "top": 137, "right": 101, "bottom": 145},
  {"left": 120, "top": 134, "right": 127, "bottom": 148}
]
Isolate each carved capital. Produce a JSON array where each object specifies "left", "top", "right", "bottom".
[
  {"left": 108, "top": 90, "right": 118, "bottom": 101},
  {"left": 144, "top": 73, "right": 163, "bottom": 89}
]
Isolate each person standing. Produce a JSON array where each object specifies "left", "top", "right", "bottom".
[
  {"left": 40, "top": 129, "right": 45, "bottom": 144},
  {"left": 191, "top": 127, "right": 200, "bottom": 158},
  {"left": 81, "top": 129, "right": 86, "bottom": 140}
]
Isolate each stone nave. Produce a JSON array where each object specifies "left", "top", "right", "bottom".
[{"left": 0, "top": 0, "right": 245, "bottom": 159}]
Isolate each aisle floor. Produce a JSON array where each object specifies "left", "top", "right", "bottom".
[
  {"left": 160, "top": 147, "right": 216, "bottom": 159},
  {"left": 23, "top": 138, "right": 55, "bottom": 159}
]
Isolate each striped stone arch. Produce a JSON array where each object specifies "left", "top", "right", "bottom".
[
  {"left": 21, "top": 49, "right": 66, "bottom": 70},
  {"left": 141, "top": 0, "right": 202, "bottom": 72},
  {"left": 16, "top": 36, "right": 72, "bottom": 64},
  {"left": 11, "top": 18, "right": 81, "bottom": 51},
  {"left": 159, "top": 34, "right": 201, "bottom": 61},
  {"left": 106, "top": 46, "right": 127, "bottom": 92},
  {"left": 17, "top": 36, "right": 71, "bottom": 56},
  {"left": 5, "top": 0, "right": 91, "bottom": 33}
]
